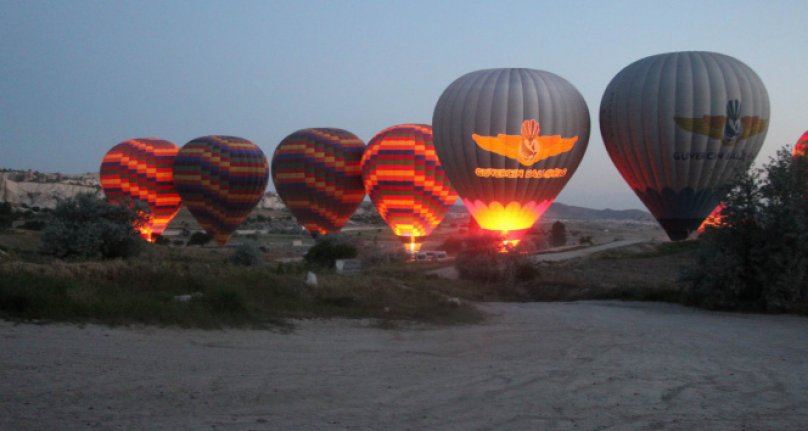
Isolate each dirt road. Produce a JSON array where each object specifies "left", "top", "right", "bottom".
[{"left": 2, "top": 302, "right": 807, "bottom": 430}]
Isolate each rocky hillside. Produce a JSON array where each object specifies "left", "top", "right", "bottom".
[
  {"left": 0, "top": 169, "right": 287, "bottom": 211},
  {"left": 0, "top": 171, "right": 101, "bottom": 208},
  {"left": 0, "top": 169, "right": 651, "bottom": 221}
]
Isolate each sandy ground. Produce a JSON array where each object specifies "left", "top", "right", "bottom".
[{"left": 2, "top": 302, "right": 808, "bottom": 431}]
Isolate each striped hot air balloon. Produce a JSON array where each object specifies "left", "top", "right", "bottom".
[
  {"left": 271, "top": 128, "right": 365, "bottom": 237},
  {"left": 361, "top": 124, "right": 458, "bottom": 253},
  {"left": 100, "top": 138, "right": 181, "bottom": 242},
  {"left": 173, "top": 136, "right": 269, "bottom": 246}
]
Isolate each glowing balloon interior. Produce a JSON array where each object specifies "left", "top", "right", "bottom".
[
  {"left": 271, "top": 128, "right": 365, "bottom": 237},
  {"left": 173, "top": 136, "right": 269, "bottom": 246},
  {"left": 100, "top": 138, "right": 181, "bottom": 242}
]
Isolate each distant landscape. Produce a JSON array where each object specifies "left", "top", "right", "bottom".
[{"left": 0, "top": 168, "right": 653, "bottom": 223}]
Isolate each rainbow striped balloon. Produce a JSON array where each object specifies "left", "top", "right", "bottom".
[
  {"left": 271, "top": 128, "right": 365, "bottom": 236},
  {"left": 173, "top": 136, "right": 269, "bottom": 245},
  {"left": 361, "top": 124, "right": 457, "bottom": 250},
  {"left": 100, "top": 138, "right": 181, "bottom": 242}
]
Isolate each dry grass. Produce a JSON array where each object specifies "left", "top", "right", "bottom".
[
  {"left": 0, "top": 230, "right": 485, "bottom": 328},
  {"left": 0, "top": 228, "right": 704, "bottom": 328}
]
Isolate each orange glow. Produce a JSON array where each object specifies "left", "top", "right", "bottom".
[
  {"left": 404, "top": 236, "right": 422, "bottom": 254},
  {"left": 697, "top": 203, "right": 726, "bottom": 235},
  {"left": 795, "top": 140, "right": 807, "bottom": 158},
  {"left": 138, "top": 227, "right": 155, "bottom": 243},
  {"left": 463, "top": 199, "right": 552, "bottom": 232},
  {"left": 391, "top": 223, "right": 427, "bottom": 238}
]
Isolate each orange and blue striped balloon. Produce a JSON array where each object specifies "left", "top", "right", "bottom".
[
  {"left": 271, "top": 128, "right": 365, "bottom": 236},
  {"left": 361, "top": 124, "right": 457, "bottom": 250},
  {"left": 173, "top": 136, "right": 269, "bottom": 246},
  {"left": 100, "top": 138, "right": 181, "bottom": 242}
]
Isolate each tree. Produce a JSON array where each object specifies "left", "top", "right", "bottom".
[
  {"left": 230, "top": 241, "right": 264, "bottom": 266},
  {"left": 686, "top": 147, "right": 808, "bottom": 311},
  {"left": 40, "top": 193, "right": 147, "bottom": 259},
  {"left": 550, "top": 221, "right": 567, "bottom": 247},
  {"left": 304, "top": 236, "right": 357, "bottom": 268},
  {"left": 0, "top": 202, "right": 14, "bottom": 228}
]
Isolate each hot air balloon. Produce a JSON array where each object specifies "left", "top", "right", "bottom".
[
  {"left": 600, "top": 51, "right": 770, "bottom": 241},
  {"left": 100, "top": 138, "right": 181, "bottom": 242},
  {"left": 361, "top": 124, "right": 457, "bottom": 253},
  {"left": 271, "top": 128, "right": 365, "bottom": 237},
  {"left": 795, "top": 131, "right": 808, "bottom": 159},
  {"left": 432, "top": 68, "right": 590, "bottom": 247},
  {"left": 173, "top": 136, "right": 269, "bottom": 246}
]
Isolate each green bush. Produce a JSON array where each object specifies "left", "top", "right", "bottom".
[
  {"left": 40, "top": 194, "right": 146, "bottom": 259},
  {"left": 186, "top": 232, "right": 212, "bottom": 246},
  {"left": 0, "top": 202, "right": 14, "bottom": 228},
  {"left": 304, "top": 236, "right": 357, "bottom": 268},
  {"left": 550, "top": 220, "right": 567, "bottom": 247},
  {"left": 685, "top": 147, "right": 808, "bottom": 312},
  {"left": 230, "top": 241, "right": 264, "bottom": 266}
]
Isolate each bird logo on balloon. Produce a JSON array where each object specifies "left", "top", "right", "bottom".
[
  {"left": 674, "top": 99, "right": 768, "bottom": 146},
  {"left": 472, "top": 119, "right": 578, "bottom": 166}
]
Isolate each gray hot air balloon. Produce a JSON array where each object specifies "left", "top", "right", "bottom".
[
  {"left": 432, "top": 68, "right": 590, "bottom": 243},
  {"left": 600, "top": 51, "right": 770, "bottom": 240}
]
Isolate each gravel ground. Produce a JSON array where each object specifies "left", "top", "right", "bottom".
[{"left": 2, "top": 301, "right": 808, "bottom": 430}]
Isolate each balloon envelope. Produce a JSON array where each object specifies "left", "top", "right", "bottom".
[
  {"left": 795, "top": 131, "right": 808, "bottom": 159},
  {"left": 271, "top": 128, "right": 365, "bottom": 236},
  {"left": 361, "top": 124, "right": 457, "bottom": 251},
  {"left": 100, "top": 138, "right": 181, "bottom": 242},
  {"left": 600, "top": 51, "right": 770, "bottom": 240},
  {"left": 432, "top": 68, "right": 590, "bottom": 239},
  {"left": 173, "top": 136, "right": 269, "bottom": 245}
]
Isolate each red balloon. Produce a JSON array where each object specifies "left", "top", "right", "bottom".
[
  {"left": 361, "top": 124, "right": 457, "bottom": 252},
  {"left": 100, "top": 138, "right": 181, "bottom": 242}
]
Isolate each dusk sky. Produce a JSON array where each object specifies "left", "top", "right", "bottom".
[{"left": 2, "top": 0, "right": 807, "bottom": 210}]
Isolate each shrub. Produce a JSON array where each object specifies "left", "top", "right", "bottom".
[
  {"left": 452, "top": 232, "right": 542, "bottom": 283},
  {"left": 17, "top": 219, "right": 46, "bottom": 231},
  {"left": 685, "top": 147, "right": 808, "bottom": 312},
  {"left": 186, "top": 232, "right": 212, "bottom": 246},
  {"left": 550, "top": 220, "right": 567, "bottom": 247},
  {"left": 230, "top": 241, "right": 264, "bottom": 266},
  {"left": 40, "top": 194, "right": 146, "bottom": 259},
  {"left": 440, "top": 236, "right": 464, "bottom": 254},
  {"left": 304, "top": 236, "right": 358, "bottom": 268},
  {"left": 0, "top": 202, "right": 14, "bottom": 228}
]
